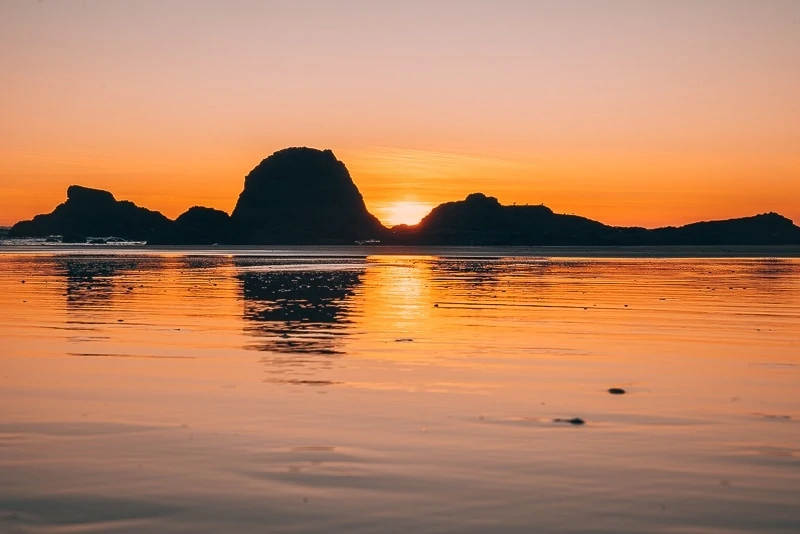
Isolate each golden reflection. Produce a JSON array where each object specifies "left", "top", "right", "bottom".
[
  {"left": 361, "top": 257, "right": 434, "bottom": 330},
  {"left": 2, "top": 254, "right": 799, "bottom": 399},
  {"left": 1, "top": 252, "right": 800, "bottom": 534}
]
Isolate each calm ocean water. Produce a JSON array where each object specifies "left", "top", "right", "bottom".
[{"left": 1, "top": 250, "right": 799, "bottom": 533}]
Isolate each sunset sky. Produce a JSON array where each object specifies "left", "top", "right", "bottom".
[{"left": 2, "top": 0, "right": 799, "bottom": 227}]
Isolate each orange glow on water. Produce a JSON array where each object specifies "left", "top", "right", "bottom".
[{"left": 1, "top": 252, "right": 800, "bottom": 531}]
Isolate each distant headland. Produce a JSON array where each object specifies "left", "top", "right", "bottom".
[{"left": 7, "top": 147, "right": 800, "bottom": 246}]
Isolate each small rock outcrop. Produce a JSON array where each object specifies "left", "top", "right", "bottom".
[
  {"left": 150, "top": 206, "right": 231, "bottom": 245},
  {"left": 554, "top": 417, "right": 586, "bottom": 426},
  {"left": 8, "top": 185, "right": 171, "bottom": 241},
  {"left": 230, "top": 147, "right": 385, "bottom": 244},
  {"left": 649, "top": 213, "right": 800, "bottom": 245}
]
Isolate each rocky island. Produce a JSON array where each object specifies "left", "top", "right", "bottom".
[
  {"left": 8, "top": 185, "right": 171, "bottom": 243},
  {"left": 229, "top": 147, "right": 386, "bottom": 244},
  {"left": 7, "top": 147, "right": 800, "bottom": 246},
  {"left": 391, "top": 192, "right": 800, "bottom": 246}
]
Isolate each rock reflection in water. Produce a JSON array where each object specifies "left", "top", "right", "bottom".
[
  {"left": 239, "top": 268, "right": 362, "bottom": 384},
  {"left": 56, "top": 256, "right": 163, "bottom": 309}
]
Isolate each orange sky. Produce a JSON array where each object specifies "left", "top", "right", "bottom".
[{"left": 1, "top": 1, "right": 799, "bottom": 228}]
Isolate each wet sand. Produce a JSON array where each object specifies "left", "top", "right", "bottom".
[{"left": 1, "top": 252, "right": 799, "bottom": 533}]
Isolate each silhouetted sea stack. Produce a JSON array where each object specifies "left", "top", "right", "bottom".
[
  {"left": 8, "top": 185, "right": 171, "bottom": 241},
  {"left": 230, "top": 147, "right": 385, "bottom": 244}
]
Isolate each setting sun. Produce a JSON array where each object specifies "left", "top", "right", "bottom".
[{"left": 379, "top": 201, "right": 434, "bottom": 227}]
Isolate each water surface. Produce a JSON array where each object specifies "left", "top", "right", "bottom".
[{"left": 1, "top": 252, "right": 799, "bottom": 533}]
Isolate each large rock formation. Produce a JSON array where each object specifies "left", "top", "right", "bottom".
[
  {"left": 230, "top": 147, "right": 385, "bottom": 244},
  {"left": 7, "top": 149, "right": 800, "bottom": 247},
  {"left": 392, "top": 193, "right": 618, "bottom": 245},
  {"left": 391, "top": 193, "right": 800, "bottom": 246},
  {"left": 8, "top": 185, "right": 171, "bottom": 241}
]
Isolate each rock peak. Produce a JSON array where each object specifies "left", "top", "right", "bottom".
[
  {"left": 230, "top": 147, "right": 385, "bottom": 243},
  {"left": 464, "top": 192, "right": 500, "bottom": 205},
  {"left": 67, "top": 185, "right": 116, "bottom": 204}
]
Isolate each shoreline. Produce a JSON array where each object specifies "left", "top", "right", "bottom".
[{"left": 1, "top": 244, "right": 799, "bottom": 258}]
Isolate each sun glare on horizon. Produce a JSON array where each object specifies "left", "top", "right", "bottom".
[{"left": 379, "top": 201, "right": 434, "bottom": 227}]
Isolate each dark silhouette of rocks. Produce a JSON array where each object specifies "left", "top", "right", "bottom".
[
  {"left": 8, "top": 185, "right": 171, "bottom": 241},
  {"left": 7, "top": 150, "right": 800, "bottom": 246},
  {"left": 647, "top": 213, "right": 800, "bottom": 245},
  {"left": 608, "top": 388, "right": 626, "bottom": 395},
  {"left": 0, "top": 227, "right": 9, "bottom": 239},
  {"left": 392, "top": 193, "right": 625, "bottom": 245},
  {"left": 150, "top": 206, "right": 231, "bottom": 245},
  {"left": 391, "top": 193, "right": 800, "bottom": 246},
  {"left": 230, "top": 147, "right": 385, "bottom": 244}
]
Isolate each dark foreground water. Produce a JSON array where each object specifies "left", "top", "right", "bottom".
[{"left": 1, "top": 251, "right": 799, "bottom": 533}]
